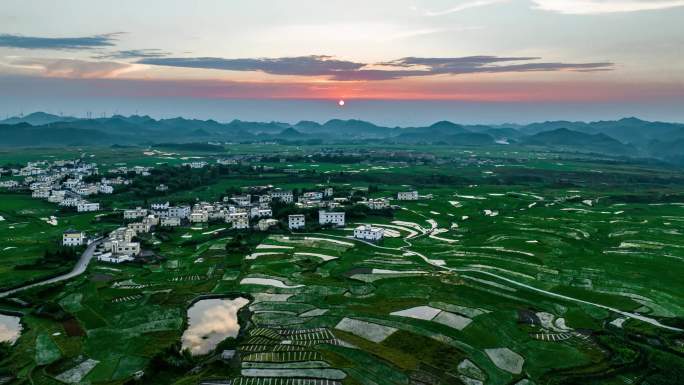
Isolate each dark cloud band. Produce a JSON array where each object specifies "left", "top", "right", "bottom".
[
  {"left": 139, "top": 55, "right": 613, "bottom": 81},
  {"left": 0, "top": 33, "right": 119, "bottom": 50}
]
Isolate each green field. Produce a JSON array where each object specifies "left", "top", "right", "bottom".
[{"left": 1, "top": 144, "right": 683, "bottom": 385}]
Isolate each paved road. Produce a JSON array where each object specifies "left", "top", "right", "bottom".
[{"left": 0, "top": 238, "right": 102, "bottom": 299}]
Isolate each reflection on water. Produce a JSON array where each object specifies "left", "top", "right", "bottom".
[
  {"left": 181, "top": 297, "right": 249, "bottom": 355},
  {"left": 0, "top": 314, "right": 22, "bottom": 344}
]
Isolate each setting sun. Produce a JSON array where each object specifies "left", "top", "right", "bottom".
[{"left": 338, "top": 99, "right": 345, "bottom": 107}]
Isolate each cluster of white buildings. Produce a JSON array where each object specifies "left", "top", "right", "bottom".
[
  {"left": 108, "top": 165, "right": 152, "bottom": 176},
  {"left": 98, "top": 227, "right": 141, "bottom": 264},
  {"left": 0, "top": 158, "right": 140, "bottom": 213}
]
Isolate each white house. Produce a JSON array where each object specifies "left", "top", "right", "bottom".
[
  {"left": 62, "top": 230, "right": 85, "bottom": 246},
  {"left": 231, "top": 195, "right": 252, "bottom": 207},
  {"left": 319, "top": 210, "right": 345, "bottom": 227},
  {"left": 288, "top": 214, "right": 305, "bottom": 229},
  {"left": 353, "top": 225, "right": 384, "bottom": 242},
  {"left": 364, "top": 198, "right": 390, "bottom": 210},
  {"left": 324, "top": 187, "right": 334, "bottom": 197},
  {"left": 60, "top": 198, "right": 80, "bottom": 207},
  {"left": 128, "top": 221, "right": 151, "bottom": 234},
  {"left": 77, "top": 202, "right": 100, "bottom": 212},
  {"left": 397, "top": 191, "right": 419, "bottom": 201},
  {"left": 303, "top": 191, "right": 324, "bottom": 201},
  {"left": 97, "top": 252, "right": 134, "bottom": 264}
]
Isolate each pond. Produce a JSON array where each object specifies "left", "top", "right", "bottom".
[
  {"left": 181, "top": 297, "right": 249, "bottom": 356},
  {"left": 0, "top": 314, "right": 22, "bottom": 345}
]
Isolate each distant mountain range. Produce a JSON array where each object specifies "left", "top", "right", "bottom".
[{"left": 2, "top": 112, "right": 684, "bottom": 163}]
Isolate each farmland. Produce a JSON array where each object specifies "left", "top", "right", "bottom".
[{"left": 1, "top": 144, "right": 683, "bottom": 385}]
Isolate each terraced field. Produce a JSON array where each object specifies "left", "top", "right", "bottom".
[{"left": 1, "top": 146, "right": 684, "bottom": 384}]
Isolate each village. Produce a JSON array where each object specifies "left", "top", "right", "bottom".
[{"left": 0, "top": 156, "right": 421, "bottom": 265}]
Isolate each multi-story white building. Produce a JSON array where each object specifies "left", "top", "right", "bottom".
[
  {"left": 128, "top": 221, "right": 151, "bottom": 234},
  {"left": 271, "top": 190, "right": 294, "bottom": 203},
  {"left": 62, "top": 230, "right": 85, "bottom": 246},
  {"left": 31, "top": 189, "right": 51, "bottom": 199},
  {"left": 168, "top": 205, "right": 191, "bottom": 219},
  {"left": 0, "top": 180, "right": 19, "bottom": 189},
  {"left": 75, "top": 185, "right": 99, "bottom": 196},
  {"left": 151, "top": 202, "right": 170, "bottom": 210},
  {"left": 255, "top": 208, "right": 272, "bottom": 218},
  {"left": 190, "top": 211, "right": 209, "bottom": 223},
  {"left": 124, "top": 207, "right": 148, "bottom": 220},
  {"left": 318, "top": 210, "right": 345, "bottom": 227},
  {"left": 397, "top": 191, "right": 419, "bottom": 201},
  {"left": 227, "top": 212, "right": 249, "bottom": 229},
  {"left": 288, "top": 214, "right": 305, "bottom": 229},
  {"left": 108, "top": 240, "right": 140, "bottom": 257},
  {"left": 353, "top": 225, "right": 384, "bottom": 242},
  {"left": 77, "top": 202, "right": 100, "bottom": 212}
]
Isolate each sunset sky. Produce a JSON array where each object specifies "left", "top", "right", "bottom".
[{"left": 1, "top": 0, "right": 683, "bottom": 124}]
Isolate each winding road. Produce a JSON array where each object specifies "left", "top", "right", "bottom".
[{"left": 0, "top": 238, "right": 102, "bottom": 299}]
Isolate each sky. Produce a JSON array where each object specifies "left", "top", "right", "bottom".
[{"left": 0, "top": 0, "right": 683, "bottom": 125}]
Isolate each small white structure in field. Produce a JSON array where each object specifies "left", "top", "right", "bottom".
[
  {"left": 288, "top": 214, "right": 305, "bottom": 229},
  {"left": 354, "top": 225, "right": 384, "bottom": 242},
  {"left": 62, "top": 230, "right": 85, "bottom": 246},
  {"left": 77, "top": 202, "right": 100, "bottom": 212},
  {"left": 319, "top": 210, "right": 345, "bottom": 226},
  {"left": 397, "top": 191, "right": 419, "bottom": 201}
]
